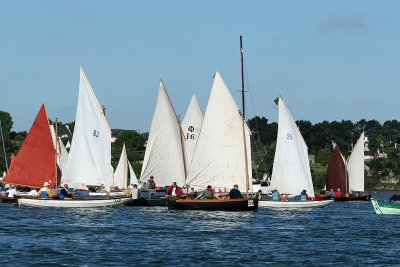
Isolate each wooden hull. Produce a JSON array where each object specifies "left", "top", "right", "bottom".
[
  {"left": 124, "top": 197, "right": 169, "bottom": 207},
  {"left": 0, "top": 196, "right": 17, "bottom": 204},
  {"left": 371, "top": 199, "right": 400, "bottom": 215},
  {"left": 334, "top": 195, "right": 371, "bottom": 201},
  {"left": 167, "top": 198, "right": 258, "bottom": 211},
  {"left": 259, "top": 199, "right": 334, "bottom": 208},
  {"left": 18, "top": 197, "right": 131, "bottom": 208}
]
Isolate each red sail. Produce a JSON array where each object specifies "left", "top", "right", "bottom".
[
  {"left": 3, "top": 104, "right": 56, "bottom": 188},
  {"left": 326, "top": 146, "right": 348, "bottom": 193}
]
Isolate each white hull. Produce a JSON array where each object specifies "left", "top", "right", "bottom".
[
  {"left": 18, "top": 197, "right": 131, "bottom": 208},
  {"left": 89, "top": 191, "right": 127, "bottom": 197},
  {"left": 371, "top": 199, "right": 400, "bottom": 215},
  {"left": 259, "top": 199, "right": 334, "bottom": 208}
]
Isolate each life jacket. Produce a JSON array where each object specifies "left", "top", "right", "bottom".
[
  {"left": 300, "top": 194, "right": 307, "bottom": 201},
  {"left": 272, "top": 192, "right": 280, "bottom": 201}
]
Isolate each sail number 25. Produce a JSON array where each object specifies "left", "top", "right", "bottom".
[
  {"left": 286, "top": 133, "right": 293, "bottom": 140},
  {"left": 93, "top": 130, "right": 100, "bottom": 138}
]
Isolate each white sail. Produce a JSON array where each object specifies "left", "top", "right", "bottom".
[
  {"left": 62, "top": 67, "right": 112, "bottom": 191},
  {"left": 128, "top": 161, "right": 139, "bottom": 186},
  {"left": 269, "top": 97, "right": 314, "bottom": 197},
  {"left": 186, "top": 71, "right": 252, "bottom": 191},
  {"left": 140, "top": 81, "right": 186, "bottom": 187},
  {"left": 58, "top": 137, "right": 69, "bottom": 174},
  {"left": 181, "top": 95, "right": 203, "bottom": 170},
  {"left": 113, "top": 143, "right": 128, "bottom": 189},
  {"left": 347, "top": 132, "right": 365, "bottom": 193}
]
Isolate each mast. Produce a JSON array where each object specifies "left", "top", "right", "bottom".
[
  {"left": 240, "top": 35, "right": 250, "bottom": 198},
  {"left": 55, "top": 118, "right": 58, "bottom": 189},
  {"left": 0, "top": 120, "right": 8, "bottom": 171}
]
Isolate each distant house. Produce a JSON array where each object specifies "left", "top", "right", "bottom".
[
  {"left": 308, "top": 154, "right": 315, "bottom": 165},
  {"left": 364, "top": 142, "right": 374, "bottom": 161}
]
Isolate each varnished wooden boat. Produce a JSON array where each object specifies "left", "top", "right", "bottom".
[{"left": 167, "top": 198, "right": 258, "bottom": 211}]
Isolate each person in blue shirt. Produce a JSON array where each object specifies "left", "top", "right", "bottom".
[
  {"left": 300, "top": 189, "right": 308, "bottom": 201},
  {"left": 272, "top": 189, "right": 285, "bottom": 201}
]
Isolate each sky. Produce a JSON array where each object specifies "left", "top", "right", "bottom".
[{"left": 0, "top": 1, "right": 399, "bottom": 132}]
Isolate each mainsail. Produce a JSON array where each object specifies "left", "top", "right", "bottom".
[
  {"left": 113, "top": 143, "right": 128, "bottom": 189},
  {"left": 58, "top": 138, "right": 69, "bottom": 174},
  {"left": 347, "top": 132, "right": 365, "bottom": 193},
  {"left": 186, "top": 71, "right": 252, "bottom": 191},
  {"left": 3, "top": 104, "right": 57, "bottom": 188},
  {"left": 140, "top": 81, "right": 187, "bottom": 187},
  {"left": 62, "top": 67, "right": 112, "bottom": 190},
  {"left": 326, "top": 146, "right": 348, "bottom": 193},
  {"left": 181, "top": 95, "right": 203, "bottom": 170},
  {"left": 269, "top": 97, "right": 315, "bottom": 197}
]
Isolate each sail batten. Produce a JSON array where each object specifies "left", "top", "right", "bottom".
[
  {"left": 140, "top": 81, "right": 186, "bottom": 187},
  {"left": 186, "top": 72, "right": 252, "bottom": 191},
  {"left": 61, "top": 67, "right": 112, "bottom": 190},
  {"left": 3, "top": 104, "right": 56, "bottom": 188},
  {"left": 269, "top": 97, "right": 314, "bottom": 197}
]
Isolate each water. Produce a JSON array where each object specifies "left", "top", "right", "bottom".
[{"left": 1, "top": 196, "right": 399, "bottom": 266}]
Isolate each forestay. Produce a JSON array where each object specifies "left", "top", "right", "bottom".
[
  {"left": 181, "top": 95, "right": 203, "bottom": 170},
  {"left": 113, "top": 143, "right": 128, "bottom": 189},
  {"left": 186, "top": 71, "right": 252, "bottom": 191},
  {"left": 140, "top": 81, "right": 186, "bottom": 187},
  {"left": 62, "top": 67, "right": 112, "bottom": 190},
  {"left": 347, "top": 132, "right": 365, "bottom": 193},
  {"left": 269, "top": 97, "right": 314, "bottom": 197}
]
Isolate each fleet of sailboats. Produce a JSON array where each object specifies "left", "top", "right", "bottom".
[{"left": 0, "top": 39, "right": 390, "bottom": 213}]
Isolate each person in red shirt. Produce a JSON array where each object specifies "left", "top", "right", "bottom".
[
  {"left": 336, "top": 188, "right": 343, "bottom": 198},
  {"left": 166, "top": 182, "right": 185, "bottom": 198}
]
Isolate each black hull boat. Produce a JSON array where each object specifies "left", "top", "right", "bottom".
[
  {"left": 167, "top": 198, "right": 258, "bottom": 211},
  {"left": 0, "top": 196, "right": 17, "bottom": 204},
  {"left": 334, "top": 194, "right": 372, "bottom": 201},
  {"left": 124, "top": 197, "right": 172, "bottom": 207}
]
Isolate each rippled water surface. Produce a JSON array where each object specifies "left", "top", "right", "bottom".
[{"left": 1, "top": 196, "right": 399, "bottom": 266}]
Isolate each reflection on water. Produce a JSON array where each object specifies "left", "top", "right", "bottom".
[{"left": 1, "top": 198, "right": 400, "bottom": 266}]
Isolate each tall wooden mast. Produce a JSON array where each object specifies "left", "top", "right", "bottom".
[{"left": 240, "top": 36, "right": 250, "bottom": 198}]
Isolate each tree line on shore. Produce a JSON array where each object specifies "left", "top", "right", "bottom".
[{"left": 1, "top": 110, "right": 399, "bottom": 188}]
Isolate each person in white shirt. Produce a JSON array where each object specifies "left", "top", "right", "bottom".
[
  {"left": 6, "top": 185, "right": 17, "bottom": 198},
  {"left": 27, "top": 188, "right": 38, "bottom": 196},
  {"left": 131, "top": 184, "right": 139, "bottom": 200}
]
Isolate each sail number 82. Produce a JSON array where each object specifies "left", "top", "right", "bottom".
[
  {"left": 93, "top": 130, "right": 100, "bottom": 138},
  {"left": 287, "top": 133, "right": 293, "bottom": 140}
]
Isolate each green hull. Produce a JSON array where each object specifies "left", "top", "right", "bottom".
[{"left": 371, "top": 199, "right": 400, "bottom": 215}]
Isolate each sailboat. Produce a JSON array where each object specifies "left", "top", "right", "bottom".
[
  {"left": 181, "top": 95, "right": 203, "bottom": 170},
  {"left": 371, "top": 198, "right": 400, "bottom": 215},
  {"left": 169, "top": 37, "right": 258, "bottom": 211},
  {"left": 1, "top": 104, "right": 58, "bottom": 203},
  {"left": 113, "top": 142, "right": 138, "bottom": 189},
  {"left": 325, "top": 133, "right": 371, "bottom": 201},
  {"left": 140, "top": 81, "right": 187, "bottom": 188},
  {"left": 259, "top": 97, "right": 333, "bottom": 208},
  {"left": 18, "top": 67, "right": 130, "bottom": 207},
  {"left": 125, "top": 81, "right": 187, "bottom": 207}
]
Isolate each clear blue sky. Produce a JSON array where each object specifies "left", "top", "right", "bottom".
[{"left": 1, "top": 1, "right": 399, "bottom": 132}]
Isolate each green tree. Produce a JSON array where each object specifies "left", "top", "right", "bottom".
[{"left": 0, "top": 111, "right": 13, "bottom": 172}]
